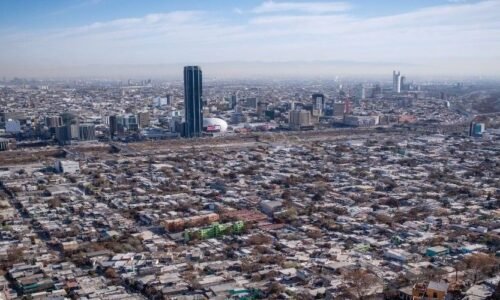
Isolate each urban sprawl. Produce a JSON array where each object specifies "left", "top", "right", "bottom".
[{"left": 0, "top": 68, "right": 499, "bottom": 300}]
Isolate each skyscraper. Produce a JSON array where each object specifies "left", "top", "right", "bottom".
[
  {"left": 109, "top": 115, "right": 118, "bottom": 138},
  {"left": 289, "top": 110, "right": 312, "bottom": 130},
  {"left": 183, "top": 66, "right": 203, "bottom": 138},
  {"left": 312, "top": 93, "right": 325, "bottom": 112},
  {"left": 79, "top": 124, "right": 96, "bottom": 141},
  {"left": 393, "top": 70, "right": 401, "bottom": 93}
]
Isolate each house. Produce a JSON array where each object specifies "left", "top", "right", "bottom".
[
  {"left": 412, "top": 281, "right": 448, "bottom": 300},
  {"left": 426, "top": 246, "right": 449, "bottom": 257},
  {"left": 260, "top": 200, "right": 283, "bottom": 216}
]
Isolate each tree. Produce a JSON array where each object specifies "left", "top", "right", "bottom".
[
  {"left": 342, "top": 269, "right": 381, "bottom": 300},
  {"left": 464, "top": 253, "right": 497, "bottom": 283},
  {"left": 104, "top": 267, "right": 118, "bottom": 279},
  {"left": 267, "top": 282, "right": 285, "bottom": 297}
]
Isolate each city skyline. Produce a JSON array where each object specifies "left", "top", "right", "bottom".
[{"left": 1, "top": 0, "right": 500, "bottom": 78}]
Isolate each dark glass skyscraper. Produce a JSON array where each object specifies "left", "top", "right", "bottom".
[{"left": 183, "top": 66, "right": 203, "bottom": 138}]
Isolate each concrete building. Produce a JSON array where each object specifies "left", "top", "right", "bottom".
[
  {"left": 45, "top": 116, "right": 63, "bottom": 128},
  {"left": 312, "top": 93, "right": 325, "bottom": 112},
  {"left": 289, "top": 110, "right": 312, "bottom": 130},
  {"left": 393, "top": 70, "right": 402, "bottom": 94},
  {"left": 79, "top": 124, "right": 96, "bottom": 141},
  {"left": 55, "top": 126, "right": 72, "bottom": 145},
  {"left": 333, "top": 102, "right": 345, "bottom": 117},
  {"left": 54, "top": 160, "right": 80, "bottom": 174},
  {"left": 137, "top": 112, "right": 150, "bottom": 129}
]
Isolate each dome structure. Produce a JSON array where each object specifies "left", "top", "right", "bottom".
[{"left": 203, "top": 118, "right": 228, "bottom": 133}]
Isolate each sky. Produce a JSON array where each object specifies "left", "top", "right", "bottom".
[{"left": 0, "top": 0, "right": 499, "bottom": 79}]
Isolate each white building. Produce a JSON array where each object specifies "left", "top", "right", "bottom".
[
  {"left": 54, "top": 160, "right": 80, "bottom": 174},
  {"left": 393, "top": 70, "right": 401, "bottom": 94},
  {"left": 203, "top": 118, "right": 228, "bottom": 133}
]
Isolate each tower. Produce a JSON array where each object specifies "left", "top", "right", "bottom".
[
  {"left": 393, "top": 70, "right": 401, "bottom": 94},
  {"left": 183, "top": 66, "right": 203, "bottom": 138},
  {"left": 109, "top": 115, "right": 118, "bottom": 138},
  {"left": 312, "top": 93, "right": 325, "bottom": 112}
]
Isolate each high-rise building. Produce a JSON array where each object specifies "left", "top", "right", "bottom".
[
  {"left": 124, "top": 114, "right": 139, "bottom": 131},
  {"left": 312, "top": 93, "right": 325, "bottom": 112},
  {"left": 400, "top": 76, "right": 406, "bottom": 91},
  {"left": 183, "top": 66, "right": 203, "bottom": 138},
  {"left": 137, "top": 112, "right": 150, "bottom": 129},
  {"left": 393, "top": 70, "right": 401, "bottom": 94},
  {"left": 355, "top": 85, "right": 366, "bottom": 100},
  {"left": 69, "top": 124, "right": 79, "bottom": 139},
  {"left": 257, "top": 102, "right": 268, "bottom": 118},
  {"left": 230, "top": 94, "right": 238, "bottom": 109},
  {"left": 55, "top": 126, "right": 71, "bottom": 145},
  {"left": 289, "top": 110, "right": 312, "bottom": 130},
  {"left": 79, "top": 124, "right": 96, "bottom": 141},
  {"left": 333, "top": 102, "right": 346, "bottom": 117},
  {"left": 109, "top": 115, "right": 118, "bottom": 138}
]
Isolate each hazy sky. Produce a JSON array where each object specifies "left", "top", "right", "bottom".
[{"left": 0, "top": 0, "right": 499, "bottom": 78}]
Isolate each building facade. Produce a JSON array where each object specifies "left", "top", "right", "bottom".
[
  {"left": 183, "top": 66, "right": 203, "bottom": 138},
  {"left": 393, "top": 70, "right": 402, "bottom": 94}
]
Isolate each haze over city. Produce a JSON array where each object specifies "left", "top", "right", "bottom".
[{"left": 1, "top": 0, "right": 500, "bottom": 78}]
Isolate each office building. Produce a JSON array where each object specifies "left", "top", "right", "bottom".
[
  {"left": 244, "top": 98, "right": 258, "bottom": 109},
  {"left": 355, "top": 85, "right": 366, "bottom": 100},
  {"left": 109, "top": 115, "right": 119, "bottom": 138},
  {"left": 45, "top": 116, "right": 63, "bottom": 128},
  {"left": 69, "top": 124, "right": 79, "bottom": 139},
  {"left": 230, "top": 94, "right": 238, "bottom": 109},
  {"left": 79, "top": 124, "right": 96, "bottom": 141},
  {"left": 469, "top": 122, "right": 485, "bottom": 137},
  {"left": 55, "top": 126, "right": 71, "bottom": 145},
  {"left": 289, "top": 110, "right": 312, "bottom": 130},
  {"left": 257, "top": 102, "right": 268, "bottom": 117},
  {"left": 400, "top": 76, "right": 406, "bottom": 92},
  {"left": 333, "top": 102, "right": 346, "bottom": 117},
  {"left": 123, "top": 114, "right": 138, "bottom": 131},
  {"left": 393, "top": 71, "right": 402, "bottom": 94},
  {"left": 312, "top": 93, "right": 325, "bottom": 112},
  {"left": 137, "top": 112, "right": 150, "bottom": 129},
  {"left": 183, "top": 66, "right": 203, "bottom": 138},
  {"left": 153, "top": 96, "right": 171, "bottom": 107}
]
